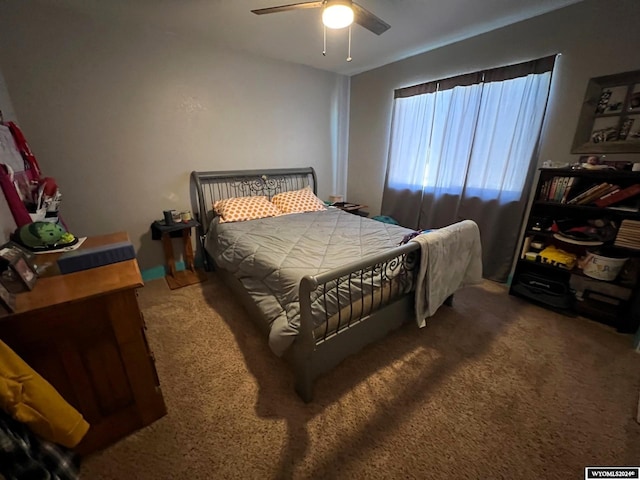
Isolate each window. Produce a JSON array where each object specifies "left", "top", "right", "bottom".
[
  {"left": 386, "top": 57, "right": 555, "bottom": 204},
  {"left": 381, "top": 56, "right": 556, "bottom": 282}
]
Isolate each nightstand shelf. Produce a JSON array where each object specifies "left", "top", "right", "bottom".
[
  {"left": 332, "top": 202, "right": 369, "bottom": 217},
  {"left": 151, "top": 219, "right": 207, "bottom": 289}
]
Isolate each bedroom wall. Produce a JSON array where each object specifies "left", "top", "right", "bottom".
[
  {"left": 0, "top": 2, "right": 347, "bottom": 271},
  {"left": 0, "top": 68, "right": 18, "bottom": 244},
  {"left": 348, "top": 0, "right": 640, "bottom": 218}
]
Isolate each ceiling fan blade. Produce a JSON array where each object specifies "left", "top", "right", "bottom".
[
  {"left": 251, "top": 1, "right": 324, "bottom": 15},
  {"left": 352, "top": 2, "right": 390, "bottom": 35}
]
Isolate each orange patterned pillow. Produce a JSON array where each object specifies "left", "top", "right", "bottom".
[
  {"left": 213, "top": 196, "right": 281, "bottom": 223},
  {"left": 271, "top": 186, "right": 327, "bottom": 214}
]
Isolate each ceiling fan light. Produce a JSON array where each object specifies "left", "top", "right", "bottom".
[{"left": 322, "top": 4, "right": 354, "bottom": 29}]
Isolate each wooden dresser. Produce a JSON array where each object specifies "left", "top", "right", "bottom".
[{"left": 0, "top": 232, "right": 167, "bottom": 454}]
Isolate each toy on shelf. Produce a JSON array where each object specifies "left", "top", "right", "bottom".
[
  {"left": 11, "top": 222, "right": 77, "bottom": 252},
  {"left": 539, "top": 245, "right": 577, "bottom": 270}
]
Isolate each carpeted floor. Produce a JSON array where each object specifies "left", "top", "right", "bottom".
[{"left": 81, "top": 274, "right": 640, "bottom": 479}]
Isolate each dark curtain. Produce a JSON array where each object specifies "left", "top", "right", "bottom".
[{"left": 381, "top": 56, "right": 556, "bottom": 282}]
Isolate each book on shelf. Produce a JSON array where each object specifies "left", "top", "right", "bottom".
[
  {"left": 606, "top": 204, "right": 640, "bottom": 212},
  {"left": 538, "top": 180, "right": 548, "bottom": 201},
  {"left": 597, "top": 187, "right": 621, "bottom": 202},
  {"left": 547, "top": 177, "right": 559, "bottom": 201},
  {"left": 560, "top": 177, "right": 576, "bottom": 204},
  {"left": 554, "top": 177, "right": 568, "bottom": 202},
  {"left": 577, "top": 183, "right": 619, "bottom": 205},
  {"left": 540, "top": 179, "right": 552, "bottom": 201},
  {"left": 566, "top": 182, "right": 599, "bottom": 205},
  {"left": 567, "top": 182, "right": 611, "bottom": 205},
  {"left": 593, "top": 183, "right": 640, "bottom": 207},
  {"left": 614, "top": 219, "right": 640, "bottom": 250},
  {"left": 539, "top": 176, "right": 576, "bottom": 203}
]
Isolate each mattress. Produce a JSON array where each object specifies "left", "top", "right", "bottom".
[{"left": 206, "top": 208, "right": 415, "bottom": 355}]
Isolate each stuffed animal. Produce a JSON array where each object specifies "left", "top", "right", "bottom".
[{"left": 12, "top": 222, "right": 76, "bottom": 250}]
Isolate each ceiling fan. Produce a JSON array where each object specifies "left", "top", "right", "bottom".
[{"left": 251, "top": 0, "right": 390, "bottom": 36}]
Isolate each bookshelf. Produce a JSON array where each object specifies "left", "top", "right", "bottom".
[
  {"left": 510, "top": 167, "right": 640, "bottom": 335},
  {"left": 535, "top": 169, "right": 640, "bottom": 210}
]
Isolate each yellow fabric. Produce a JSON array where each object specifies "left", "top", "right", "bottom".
[{"left": 0, "top": 339, "right": 90, "bottom": 448}]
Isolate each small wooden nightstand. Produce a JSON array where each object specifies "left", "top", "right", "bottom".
[
  {"left": 333, "top": 202, "right": 369, "bottom": 217},
  {"left": 151, "top": 219, "right": 207, "bottom": 290}
]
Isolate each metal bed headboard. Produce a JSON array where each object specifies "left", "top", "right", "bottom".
[{"left": 190, "top": 167, "right": 318, "bottom": 236}]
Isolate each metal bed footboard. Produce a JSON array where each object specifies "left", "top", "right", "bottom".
[{"left": 292, "top": 241, "right": 420, "bottom": 401}]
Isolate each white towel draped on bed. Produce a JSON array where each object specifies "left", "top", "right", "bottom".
[{"left": 410, "top": 220, "right": 483, "bottom": 327}]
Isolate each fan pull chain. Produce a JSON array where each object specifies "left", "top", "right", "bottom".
[
  {"left": 323, "top": 25, "right": 326, "bottom": 56},
  {"left": 347, "top": 25, "right": 352, "bottom": 62}
]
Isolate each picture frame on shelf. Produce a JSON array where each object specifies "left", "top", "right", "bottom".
[
  {"left": 623, "top": 114, "right": 640, "bottom": 142},
  {"left": 0, "top": 244, "right": 38, "bottom": 293},
  {"left": 595, "top": 85, "right": 627, "bottom": 114},
  {"left": 0, "top": 241, "right": 36, "bottom": 270},
  {"left": 590, "top": 117, "right": 619, "bottom": 144},
  {"left": 12, "top": 256, "right": 37, "bottom": 289},
  {"left": 572, "top": 69, "right": 640, "bottom": 154}
]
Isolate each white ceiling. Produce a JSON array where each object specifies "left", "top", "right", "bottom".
[{"left": 52, "top": 0, "right": 583, "bottom": 76}]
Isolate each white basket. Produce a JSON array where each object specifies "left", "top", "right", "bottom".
[{"left": 582, "top": 252, "right": 629, "bottom": 281}]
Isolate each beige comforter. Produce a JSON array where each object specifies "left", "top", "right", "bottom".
[{"left": 410, "top": 220, "right": 483, "bottom": 327}]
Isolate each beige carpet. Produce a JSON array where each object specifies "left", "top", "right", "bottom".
[{"left": 82, "top": 274, "right": 640, "bottom": 479}]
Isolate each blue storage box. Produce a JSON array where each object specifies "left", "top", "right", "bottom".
[{"left": 57, "top": 241, "right": 136, "bottom": 274}]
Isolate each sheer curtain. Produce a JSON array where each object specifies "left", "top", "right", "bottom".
[{"left": 382, "top": 57, "right": 555, "bottom": 281}]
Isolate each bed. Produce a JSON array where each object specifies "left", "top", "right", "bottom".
[{"left": 191, "top": 167, "right": 481, "bottom": 402}]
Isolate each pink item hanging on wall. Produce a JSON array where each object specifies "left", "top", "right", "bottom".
[{"left": 0, "top": 164, "right": 31, "bottom": 227}]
